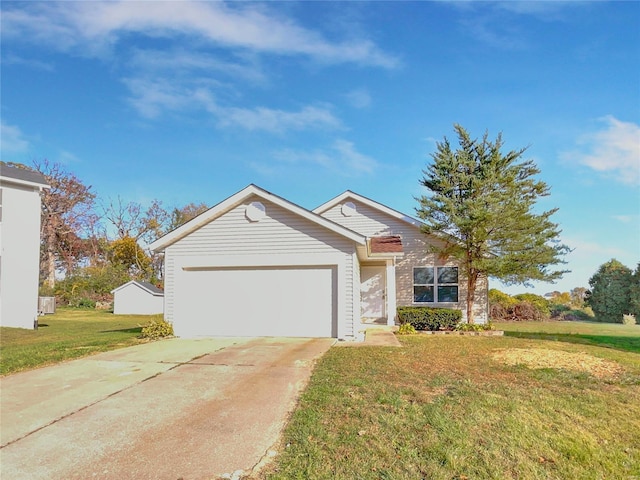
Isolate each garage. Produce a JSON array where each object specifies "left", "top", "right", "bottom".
[{"left": 175, "top": 265, "right": 337, "bottom": 337}]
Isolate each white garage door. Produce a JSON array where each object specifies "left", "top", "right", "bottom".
[{"left": 175, "top": 266, "right": 336, "bottom": 337}]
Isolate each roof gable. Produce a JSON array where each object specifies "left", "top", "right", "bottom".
[
  {"left": 149, "top": 184, "right": 366, "bottom": 252},
  {"left": 313, "top": 191, "right": 424, "bottom": 229}
]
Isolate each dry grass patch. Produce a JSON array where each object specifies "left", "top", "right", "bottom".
[{"left": 492, "top": 348, "right": 626, "bottom": 379}]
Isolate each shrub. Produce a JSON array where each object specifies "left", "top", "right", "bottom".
[
  {"left": 397, "top": 323, "right": 417, "bottom": 335},
  {"left": 456, "top": 321, "right": 495, "bottom": 332},
  {"left": 513, "top": 293, "right": 550, "bottom": 318},
  {"left": 140, "top": 319, "right": 174, "bottom": 340},
  {"left": 397, "top": 306, "right": 462, "bottom": 331},
  {"left": 622, "top": 314, "right": 637, "bottom": 326}
]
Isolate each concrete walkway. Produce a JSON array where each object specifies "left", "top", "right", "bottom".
[
  {"left": 338, "top": 325, "right": 402, "bottom": 347},
  {"left": 1, "top": 337, "right": 333, "bottom": 480}
]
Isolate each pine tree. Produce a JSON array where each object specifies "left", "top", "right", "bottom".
[{"left": 417, "top": 124, "right": 569, "bottom": 323}]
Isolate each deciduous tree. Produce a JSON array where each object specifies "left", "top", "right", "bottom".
[{"left": 416, "top": 124, "right": 569, "bottom": 323}]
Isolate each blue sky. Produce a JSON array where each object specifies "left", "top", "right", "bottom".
[{"left": 2, "top": 1, "right": 639, "bottom": 295}]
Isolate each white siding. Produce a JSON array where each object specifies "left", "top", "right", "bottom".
[
  {"left": 113, "top": 284, "right": 163, "bottom": 315},
  {"left": 321, "top": 200, "right": 488, "bottom": 323},
  {"left": 164, "top": 196, "right": 358, "bottom": 337},
  {"left": 0, "top": 183, "right": 42, "bottom": 329}
]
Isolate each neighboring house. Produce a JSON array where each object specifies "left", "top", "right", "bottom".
[
  {"left": 0, "top": 165, "right": 49, "bottom": 329},
  {"left": 111, "top": 280, "right": 164, "bottom": 315},
  {"left": 149, "top": 185, "right": 488, "bottom": 339}
]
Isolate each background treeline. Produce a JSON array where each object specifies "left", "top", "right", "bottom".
[
  {"left": 3, "top": 160, "right": 208, "bottom": 307},
  {"left": 491, "top": 259, "right": 639, "bottom": 324}
]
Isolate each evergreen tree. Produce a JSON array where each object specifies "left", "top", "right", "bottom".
[
  {"left": 417, "top": 124, "right": 569, "bottom": 323},
  {"left": 627, "top": 263, "right": 640, "bottom": 319},
  {"left": 586, "top": 259, "right": 633, "bottom": 323}
]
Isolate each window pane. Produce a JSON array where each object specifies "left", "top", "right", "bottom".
[
  {"left": 414, "top": 286, "right": 434, "bottom": 303},
  {"left": 438, "top": 286, "right": 458, "bottom": 303},
  {"left": 438, "top": 267, "right": 458, "bottom": 284},
  {"left": 414, "top": 267, "right": 434, "bottom": 285}
]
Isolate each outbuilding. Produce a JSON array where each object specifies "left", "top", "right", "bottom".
[
  {"left": 111, "top": 281, "right": 164, "bottom": 315},
  {"left": 0, "top": 165, "right": 49, "bottom": 329}
]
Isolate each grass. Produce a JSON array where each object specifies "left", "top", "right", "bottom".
[
  {"left": 496, "top": 320, "right": 640, "bottom": 354},
  {"left": 0, "top": 307, "right": 158, "bottom": 375},
  {"left": 262, "top": 322, "right": 640, "bottom": 480}
]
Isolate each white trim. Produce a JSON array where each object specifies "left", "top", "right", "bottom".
[
  {"left": 0, "top": 176, "right": 50, "bottom": 191},
  {"left": 314, "top": 191, "right": 424, "bottom": 229},
  {"left": 150, "top": 184, "right": 366, "bottom": 252},
  {"left": 386, "top": 259, "right": 397, "bottom": 326}
]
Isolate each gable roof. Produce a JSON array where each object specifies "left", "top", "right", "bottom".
[
  {"left": 313, "top": 190, "right": 424, "bottom": 229},
  {"left": 1, "top": 164, "right": 50, "bottom": 189},
  {"left": 149, "top": 184, "right": 367, "bottom": 252},
  {"left": 111, "top": 280, "right": 164, "bottom": 296}
]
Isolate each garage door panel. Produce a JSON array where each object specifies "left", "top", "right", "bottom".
[{"left": 175, "top": 266, "right": 336, "bottom": 337}]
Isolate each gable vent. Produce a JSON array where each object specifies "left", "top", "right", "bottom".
[
  {"left": 341, "top": 201, "right": 356, "bottom": 217},
  {"left": 245, "top": 201, "right": 266, "bottom": 222}
]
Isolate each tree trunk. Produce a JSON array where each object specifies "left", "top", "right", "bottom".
[
  {"left": 45, "top": 220, "right": 56, "bottom": 289},
  {"left": 466, "top": 270, "right": 478, "bottom": 324}
]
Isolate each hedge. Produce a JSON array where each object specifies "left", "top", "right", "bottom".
[{"left": 397, "top": 306, "right": 462, "bottom": 331}]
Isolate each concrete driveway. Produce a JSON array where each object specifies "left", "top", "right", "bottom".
[{"left": 0, "top": 336, "right": 334, "bottom": 480}]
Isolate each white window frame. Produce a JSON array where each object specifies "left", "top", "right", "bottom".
[{"left": 413, "top": 266, "right": 459, "bottom": 304}]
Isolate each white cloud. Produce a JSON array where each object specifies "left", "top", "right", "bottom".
[
  {"left": 0, "top": 121, "right": 30, "bottom": 154},
  {"left": 128, "top": 48, "right": 266, "bottom": 84},
  {"left": 1, "top": 53, "right": 54, "bottom": 71},
  {"left": 124, "top": 76, "right": 340, "bottom": 133},
  {"left": 613, "top": 214, "right": 639, "bottom": 224},
  {"left": 2, "top": 1, "right": 398, "bottom": 68},
  {"left": 271, "top": 139, "right": 377, "bottom": 176},
  {"left": 123, "top": 77, "right": 217, "bottom": 119},
  {"left": 345, "top": 88, "right": 371, "bottom": 109},
  {"left": 219, "top": 105, "right": 341, "bottom": 133},
  {"left": 563, "top": 116, "right": 640, "bottom": 186}
]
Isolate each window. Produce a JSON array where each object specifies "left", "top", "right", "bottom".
[{"left": 413, "top": 266, "right": 458, "bottom": 303}]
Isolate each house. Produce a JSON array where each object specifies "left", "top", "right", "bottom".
[
  {"left": 0, "top": 165, "right": 49, "bottom": 329},
  {"left": 149, "top": 185, "right": 488, "bottom": 339},
  {"left": 111, "top": 280, "right": 164, "bottom": 315}
]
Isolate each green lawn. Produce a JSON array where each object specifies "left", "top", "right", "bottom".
[
  {"left": 495, "top": 320, "right": 640, "bottom": 353},
  {"left": 0, "top": 308, "right": 157, "bottom": 375},
  {"left": 263, "top": 322, "right": 640, "bottom": 479}
]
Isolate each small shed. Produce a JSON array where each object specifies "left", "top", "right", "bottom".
[{"left": 111, "top": 281, "right": 164, "bottom": 315}]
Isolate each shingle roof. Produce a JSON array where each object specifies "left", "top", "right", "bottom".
[
  {"left": 370, "top": 235, "right": 403, "bottom": 254},
  {"left": 137, "top": 281, "right": 164, "bottom": 294},
  {"left": 1, "top": 164, "right": 49, "bottom": 186}
]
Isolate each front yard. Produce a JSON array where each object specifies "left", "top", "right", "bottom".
[
  {"left": 0, "top": 308, "right": 155, "bottom": 375},
  {"left": 262, "top": 321, "right": 640, "bottom": 479}
]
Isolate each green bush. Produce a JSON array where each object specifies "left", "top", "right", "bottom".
[
  {"left": 397, "top": 323, "right": 417, "bottom": 335},
  {"left": 456, "top": 321, "right": 495, "bottom": 332},
  {"left": 140, "top": 319, "right": 174, "bottom": 340},
  {"left": 397, "top": 306, "right": 462, "bottom": 331}
]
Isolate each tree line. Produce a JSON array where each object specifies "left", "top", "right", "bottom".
[{"left": 3, "top": 160, "right": 208, "bottom": 306}]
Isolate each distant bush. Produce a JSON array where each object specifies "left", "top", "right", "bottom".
[
  {"left": 622, "top": 314, "right": 636, "bottom": 326},
  {"left": 513, "top": 293, "right": 550, "bottom": 318},
  {"left": 140, "top": 319, "right": 174, "bottom": 339},
  {"left": 397, "top": 307, "right": 462, "bottom": 331}
]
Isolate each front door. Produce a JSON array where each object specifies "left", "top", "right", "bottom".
[{"left": 361, "top": 266, "right": 385, "bottom": 319}]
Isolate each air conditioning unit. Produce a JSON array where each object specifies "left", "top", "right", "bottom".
[{"left": 38, "top": 296, "right": 56, "bottom": 315}]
